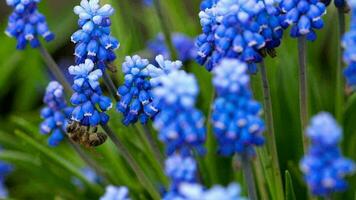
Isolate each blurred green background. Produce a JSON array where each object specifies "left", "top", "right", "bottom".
[{"left": 0, "top": 0, "right": 355, "bottom": 199}]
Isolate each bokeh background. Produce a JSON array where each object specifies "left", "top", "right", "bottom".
[{"left": 0, "top": 0, "right": 355, "bottom": 199}]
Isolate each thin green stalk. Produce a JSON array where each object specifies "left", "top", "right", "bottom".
[
  {"left": 297, "top": 36, "right": 308, "bottom": 153},
  {"left": 241, "top": 154, "right": 258, "bottom": 200},
  {"left": 152, "top": 0, "right": 178, "bottom": 60},
  {"left": 103, "top": 70, "right": 119, "bottom": 101},
  {"left": 142, "top": 124, "right": 164, "bottom": 167},
  {"left": 335, "top": 8, "right": 346, "bottom": 122},
  {"left": 259, "top": 60, "right": 284, "bottom": 199},
  {"left": 254, "top": 154, "right": 269, "bottom": 200},
  {"left": 38, "top": 44, "right": 72, "bottom": 95},
  {"left": 102, "top": 124, "right": 161, "bottom": 200}
]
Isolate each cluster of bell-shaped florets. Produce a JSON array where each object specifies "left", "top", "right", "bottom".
[
  {"left": 200, "top": 0, "right": 219, "bottom": 10},
  {"left": 116, "top": 55, "right": 160, "bottom": 125},
  {"left": 211, "top": 59, "right": 265, "bottom": 157},
  {"left": 5, "top": 0, "right": 55, "bottom": 49},
  {"left": 69, "top": 59, "right": 112, "bottom": 126},
  {"left": 152, "top": 68, "right": 206, "bottom": 156},
  {"left": 279, "top": 0, "right": 326, "bottom": 41},
  {"left": 71, "top": 0, "right": 120, "bottom": 69},
  {"left": 148, "top": 33, "right": 197, "bottom": 62},
  {"left": 300, "top": 112, "right": 356, "bottom": 197},
  {"left": 196, "top": 0, "right": 285, "bottom": 71},
  {"left": 342, "top": 0, "right": 356, "bottom": 88},
  {"left": 40, "top": 81, "right": 73, "bottom": 146},
  {"left": 100, "top": 185, "right": 131, "bottom": 200}
]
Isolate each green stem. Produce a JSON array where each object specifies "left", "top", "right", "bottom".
[
  {"left": 297, "top": 36, "right": 308, "bottom": 153},
  {"left": 142, "top": 124, "right": 164, "bottom": 167},
  {"left": 38, "top": 44, "right": 73, "bottom": 95},
  {"left": 259, "top": 60, "right": 284, "bottom": 199},
  {"left": 102, "top": 70, "right": 119, "bottom": 101},
  {"left": 101, "top": 124, "right": 161, "bottom": 200},
  {"left": 152, "top": 0, "right": 178, "bottom": 60},
  {"left": 254, "top": 154, "right": 269, "bottom": 200},
  {"left": 241, "top": 154, "right": 258, "bottom": 200},
  {"left": 335, "top": 8, "right": 345, "bottom": 123}
]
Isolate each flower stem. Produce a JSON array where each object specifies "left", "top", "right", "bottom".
[
  {"left": 298, "top": 36, "right": 308, "bottom": 153},
  {"left": 335, "top": 8, "right": 345, "bottom": 123},
  {"left": 38, "top": 44, "right": 73, "bottom": 95},
  {"left": 102, "top": 70, "right": 119, "bottom": 101},
  {"left": 152, "top": 0, "right": 178, "bottom": 60},
  {"left": 101, "top": 124, "right": 161, "bottom": 200},
  {"left": 142, "top": 124, "right": 164, "bottom": 167},
  {"left": 259, "top": 60, "right": 284, "bottom": 199},
  {"left": 241, "top": 154, "right": 258, "bottom": 200}
]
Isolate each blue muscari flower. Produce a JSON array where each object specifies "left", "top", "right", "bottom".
[
  {"left": 40, "top": 81, "right": 73, "bottom": 146},
  {"left": 5, "top": 0, "right": 55, "bottom": 49},
  {"left": 342, "top": 0, "right": 356, "bottom": 87},
  {"left": 300, "top": 112, "right": 356, "bottom": 197},
  {"left": 211, "top": 59, "right": 265, "bottom": 157},
  {"left": 72, "top": 0, "right": 119, "bottom": 69},
  {"left": 148, "top": 33, "right": 197, "bottom": 62},
  {"left": 143, "top": 0, "right": 153, "bottom": 6},
  {"left": 152, "top": 69, "right": 206, "bottom": 156},
  {"left": 72, "top": 167, "right": 102, "bottom": 188},
  {"left": 116, "top": 55, "right": 160, "bottom": 125},
  {"left": 200, "top": 0, "right": 219, "bottom": 10},
  {"left": 100, "top": 185, "right": 131, "bottom": 200},
  {"left": 279, "top": 0, "right": 326, "bottom": 41},
  {"left": 0, "top": 151, "right": 12, "bottom": 199},
  {"left": 69, "top": 59, "right": 112, "bottom": 126}
]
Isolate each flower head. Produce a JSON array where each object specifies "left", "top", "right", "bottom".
[
  {"left": 40, "top": 81, "right": 73, "bottom": 146},
  {"left": 5, "top": 0, "right": 54, "bottom": 49},
  {"left": 69, "top": 59, "right": 112, "bottom": 126},
  {"left": 212, "top": 59, "right": 265, "bottom": 157},
  {"left": 100, "top": 185, "right": 131, "bottom": 200},
  {"left": 300, "top": 112, "right": 356, "bottom": 196},
  {"left": 72, "top": 0, "right": 119, "bottom": 68}
]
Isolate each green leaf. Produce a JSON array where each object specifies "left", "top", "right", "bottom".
[
  {"left": 0, "top": 150, "right": 41, "bottom": 166},
  {"left": 285, "top": 170, "right": 296, "bottom": 200}
]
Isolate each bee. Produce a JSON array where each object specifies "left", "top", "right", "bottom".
[{"left": 66, "top": 121, "right": 107, "bottom": 147}]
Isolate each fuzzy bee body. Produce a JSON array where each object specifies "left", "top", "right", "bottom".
[{"left": 66, "top": 121, "right": 107, "bottom": 147}]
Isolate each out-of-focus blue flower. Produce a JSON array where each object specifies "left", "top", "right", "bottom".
[
  {"left": 148, "top": 33, "right": 197, "bottom": 62},
  {"left": 5, "top": 0, "right": 54, "bottom": 49},
  {"left": 72, "top": 0, "right": 119, "bottom": 69},
  {"left": 0, "top": 148, "right": 13, "bottom": 199},
  {"left": 100, "top": 185, "right": 131, "bottom": 200},
  {"left": 280, "top": 0, "right": 326, "bottom": 41},
  {"left": 211, "top": 59, "right": 265, "bottom": 157},
  {"left": 143, "top": 0, "right": 153, "bottom": 6},
  {"left": 69, "top": 59, "right": 112, "bottom": 126},
  {"left": 343, "top": 0, "right": 356, "bottom": 88},
  {"left": 178, "top": 182, "right": 246, "bottom": 200},
  {"left": 116, "top": 55, "right": 160, "bottom": 125},
  {"left": 152, "top": 69, "right": 206, "bottom": 155},
  {"left": 40, "top": 81, "right": 73, "bottom": 146},
  {"left": 72, "top": 167, "right": 102, "bottom": 188},
  {"left": 300, "top": 112, "right": 356, "bottom": 197}
]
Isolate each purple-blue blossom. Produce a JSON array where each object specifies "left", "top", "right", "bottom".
[
  {"left": 5, "top": 0, "right": 54, "bottom": 49},
  {"left": 69, "top": 59, "right": 112, "bottom": 126},
  {"left": 40, "top": 81, "right": 73, "bottom": 146},
  {"left": 300, "top": 112, "right": 356, "bottom": 196},
  {"left": 100, "top": 185, "right": 131, "bottom": 200},
  {"left": 343, "top": 0, "right": 356, "bottom": 88},
  {"left": 212, "top": 59, "right": 265, "bottom": 157},
  {"left": 0, "top": 150, "right": 12, "bottom": 199}
]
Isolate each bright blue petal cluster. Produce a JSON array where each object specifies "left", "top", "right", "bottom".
[
  {"left": 212, "top": 59, "right": 265, "bottom": 157},
  {"left": 40, "top": 81, "right": 73, "bottom": 146},
  {"left": 72, "top": 0, "right": 119, "bottom": 68},
  {"left": 342, "top": 0, "right": 356, "bottom": 87},
  {"left": 0, "top": 151, "right": 12, "bottom": 199},
  {"left": 69, "top": 59, "right": 112, "bottom": 126},
  {"left": 300, "top": 112, "right": 356, "bottom": 196},
  {"left": 196, "top": 0, "right": 285, "bottom": 71},
  {"left": 200, "top": 0, "right": 219, "bottom": 10},
  {"left": 153, "top": 69, "right": 206, "bottom": 155},
  {"left": 280, "top": 0, "right": 326, "bottom": 41},
  {"left": 5, "top": 0, "right": 54, "bottom": 49},
  {"left": 148, "top": 33, "right": 197, "bottom": 62},
  {"left": 100, "top": 185, "right": 131, "bottom": 200},
  {"left": 116, "top": 55, "right": 160, "bottom": 125}
]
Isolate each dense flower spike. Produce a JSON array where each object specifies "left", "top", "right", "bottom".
[
  {"left": 5, "top": 0, "right": 55, "bottom": 49},
  {"left": 279, "top": 0, "right": 326, "bottom": 41},
  {"left": 116, "top": 55, "right": 160, "bottom": 125},
  {"left": 40, "top": 81, "right": 73, "bottom": 146},
  {"left": 153, "top": 70, "right": 206, "bottom": 155},
  {"left": 69, "top": 59, "right": 112, "bottom": 126},
  {"left": 212, "top": 59, "right": 265, "bottom": 157},
  {"left": 72, "top": 0, "right": 119, "bottom": 68},
  {"left": 300, "top": 112, "right": 356, "bottom": 196},
  {"left": 100, "top": 185, "right": 131, "bottom": 200},
  {"left": 196, "top": 0, "right": 285, "bottom": 71},
  {"left": 343, "top": 0, "right": 356, "bottom": 87},
  {"left": 148, "top": 33, "right": 197, "bottom": 62}
]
